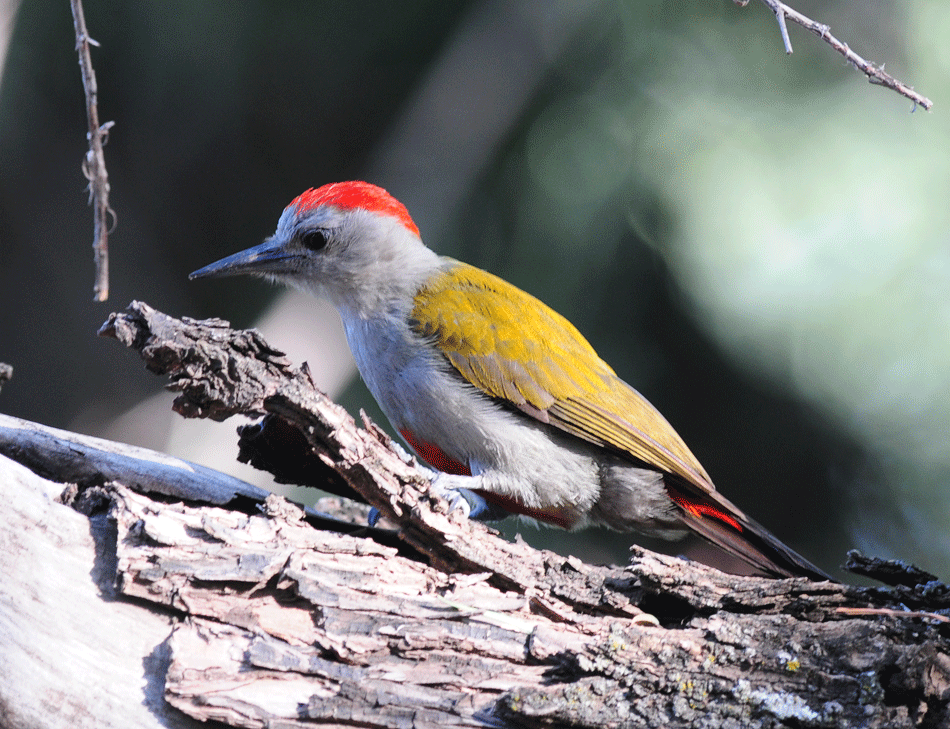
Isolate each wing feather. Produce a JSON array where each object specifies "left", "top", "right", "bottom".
[{"left": 410, "top": 261, "right": 714, "bottom": 493}]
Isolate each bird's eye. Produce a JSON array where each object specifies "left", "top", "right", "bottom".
[{"left": 300, "top": 229, "right": 328, "bottom": 251}]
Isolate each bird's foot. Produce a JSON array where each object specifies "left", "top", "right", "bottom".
[{"left": 430, "top": 474, "right": 508, "bottom": 521}]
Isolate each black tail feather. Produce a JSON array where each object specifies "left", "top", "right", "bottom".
[{"left": 666, "top": 478, "right": 834, "bottom": 581}]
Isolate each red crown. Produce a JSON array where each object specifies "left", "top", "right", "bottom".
[{"left": 289, "top": 181, "right": 420, "bottom": 237}]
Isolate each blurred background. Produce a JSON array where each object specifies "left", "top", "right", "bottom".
[{"left": 1, "top": 0, "right": 947, "bottom": 580}]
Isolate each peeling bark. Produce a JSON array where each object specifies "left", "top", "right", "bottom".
[{"left": 0, "top": 300, "right": 946, "bottom": 728}]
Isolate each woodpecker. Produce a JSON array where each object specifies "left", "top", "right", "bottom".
[{"left": 191, "top": 181, "right": 831, "bottom": 580}]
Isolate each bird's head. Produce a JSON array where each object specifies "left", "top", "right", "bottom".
[{"left": 190, "top": 181, "right": 439, "bottom": 316}]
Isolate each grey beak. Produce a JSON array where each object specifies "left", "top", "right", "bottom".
[{"left": 189, "top": 241, "right": 292, "bottom": 280}]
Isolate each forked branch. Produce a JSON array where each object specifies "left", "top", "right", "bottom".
[{"left": 739, "top": 0, "right": 933, "bottom": 110}]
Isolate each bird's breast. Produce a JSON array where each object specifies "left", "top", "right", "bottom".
[{"left": 341, "top": 312, "right": 488, "bottom": 460}]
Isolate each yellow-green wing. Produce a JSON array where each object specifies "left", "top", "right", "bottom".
[{"left": 410, "top": 261, "right": 714, "bottom": 493}]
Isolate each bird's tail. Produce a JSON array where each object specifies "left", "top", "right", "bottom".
[{"left": 666, "top": 477, "right": 833, "bottom": 581}]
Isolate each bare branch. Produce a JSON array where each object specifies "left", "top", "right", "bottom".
[
  {"left": 836, "top": 606, "right": 950, "bottom": 624},
  {"left": 5, "top": 402, "right": 950, "bottom": 726},
  {"left": 4, "top": 301, "right": 947, "bottom": 727},
  {"left": 743, "top": 0, "right": 933, "bottom": 110},
  {"left": 771, "top": 2, "right": 793, "bottom": 54},
  {"left": 70, "top": 0, "right": 114, "bottom": 301}
]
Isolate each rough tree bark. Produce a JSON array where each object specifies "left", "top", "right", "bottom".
[{"left": 0, "top": 300, "right": 947, "bottom": 728}]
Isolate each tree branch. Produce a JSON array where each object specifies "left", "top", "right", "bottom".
[
  {"left": 59, "top": 299, "right": 946, "bottom": 727},
  {"left": 0, "top": 301, "right": 946, "bottom": 726},
  {"left": 739, "top": 0, "right": 933, "bottom": 110},
  {"left": 70, "top": 0, "right": 114, "bottom": 301}
]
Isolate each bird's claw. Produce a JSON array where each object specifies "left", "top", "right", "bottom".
[
  {"left": 429, "top": 476, "right": 508, "bottom": 521},
  {"left": 429, "top": 477, "right": 475, "bottom": 517}
]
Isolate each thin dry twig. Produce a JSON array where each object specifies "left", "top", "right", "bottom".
[
  {"left": 836, "top": 606, "right": 950, "bottom": 624},
  {"left": 70, "top": 0, "right": 114, "bottom": 301},
  {"left": 740, "top": 0, "right": 933, "bottom": 111}
]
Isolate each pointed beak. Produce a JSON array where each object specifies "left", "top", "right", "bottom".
[{"left": 189, "top": 240, "right": 296, "bottom": 280}]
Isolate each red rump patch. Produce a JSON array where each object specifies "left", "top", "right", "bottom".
[
  {"left": 670, "top": 495, "right": 742, "bottom": 531},
  {"left": 290, "top": 182, "right": 420, "bottom": 236},
  {"left": 400, "top": 429, "right": 471, "bottom": 476}
]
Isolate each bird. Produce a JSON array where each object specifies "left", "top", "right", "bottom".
[{"left": 190, "top": 180, "right": 831, "bottom": 580}]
